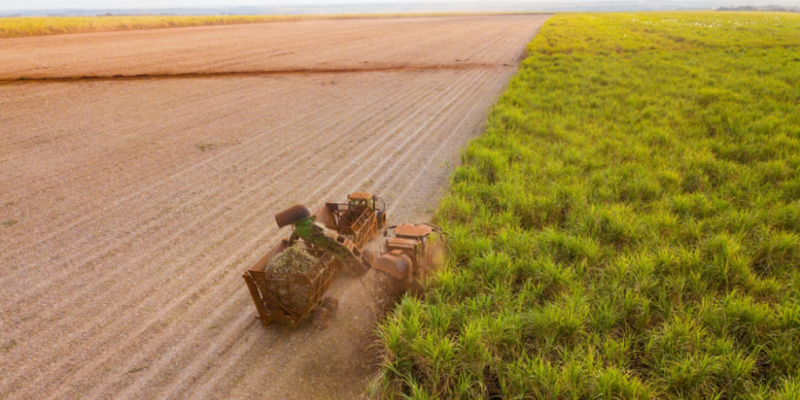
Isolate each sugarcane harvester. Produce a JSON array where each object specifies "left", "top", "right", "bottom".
[
  {"left": 373, "top": 223, "right": 441, "bottom": 295},
  {"left": 243, "top": 193, "right": 388, "bottom": 326}
]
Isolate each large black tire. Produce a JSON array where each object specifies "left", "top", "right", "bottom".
[
  {"left": 322, "top": 297, "right": 339, "bottom": 317},
  {"left": 376, "top": 210, "right": 387, "bottom": 229},
  {"left": 275, "top": 204, "right": 311, "bottom": 228},
  {"left": 362, "top": 248, "right": 377, "bottom": 266},
  {"left": 311, "top": 307, "right": 330, "bottom": 330}
]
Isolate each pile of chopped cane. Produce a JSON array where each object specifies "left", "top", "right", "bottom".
[
  {"left": 265, "top": 245, "right": 320, "bottom": 310},
  {"left": 266, "top": 245, "right": 319, "bottom": 274}
]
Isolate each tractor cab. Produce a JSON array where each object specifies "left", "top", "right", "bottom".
[
  {"left": 347, "top": 192, "right": 375, "bottom": 210},
  {"left": 347, "top": 192, "right": 387, "bottom": 229}
]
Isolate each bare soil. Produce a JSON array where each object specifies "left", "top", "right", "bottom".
[{"left": 0, "top": 15, "right": 548, "bottom": 399}]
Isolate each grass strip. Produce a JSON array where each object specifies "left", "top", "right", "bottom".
[
  {"left": 0, "top": 13, "right": 535, "bottom": 39},
  {"left": 374, "top": 11, "right": 800, "bottom": 399}
]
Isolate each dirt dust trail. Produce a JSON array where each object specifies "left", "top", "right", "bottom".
[{"left": 0, "top": 15, "right": 549, "bottom": 399}]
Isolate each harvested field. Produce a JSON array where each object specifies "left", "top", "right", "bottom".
[
  {"left": 1, "top": 15, "right": 539, "bottom": 81},
  {"left": 0, "top": 15, "right": 548, "bottom": 399}
]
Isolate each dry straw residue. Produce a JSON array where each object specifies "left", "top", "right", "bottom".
[
  {"left": 266, "top": 246, "right": 320, "bottom": 310},
  {"left": 266, "top": 245, "right": 319, "bottom": 274}
]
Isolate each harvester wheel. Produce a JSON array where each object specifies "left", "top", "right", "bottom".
[
  {"left": 312, "top": 307, "right": 331, "bottom": 330},
  {"left": 322, "top": 297, "right": 339, "bottom": 317},
  {"left": 391, "top": 275, "right": 416, "bottom": 296},
  {"left": 275, "top": 204, "right": 312, "bottom": 228},
  {"left": 362, "top": 248, "right": 377, "bottom": 266}
]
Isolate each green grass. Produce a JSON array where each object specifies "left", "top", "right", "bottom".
[
  {"left": 0, "top": 13, "right": 529, "bottom": 39},
  {"left": 0, "top": 15, "right": 283, "bottom": 38},
  {"left": 373, "top": 12, "right": 800, "bottom": 399}
]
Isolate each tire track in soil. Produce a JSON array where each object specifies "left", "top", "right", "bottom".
[
  {"left": 7, "top": 76, "right": 462, "bottom": 400},
  {"left": 0, "top": 15, "right": 549, "bottom": 400}
]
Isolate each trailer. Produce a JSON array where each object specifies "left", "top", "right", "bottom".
[{"left": 243, "top": 238, "right": 341, "bottom": 327}]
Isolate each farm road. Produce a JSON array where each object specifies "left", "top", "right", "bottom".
[{"left": 0, "top": 15, "right": 548, "bottom": 399}]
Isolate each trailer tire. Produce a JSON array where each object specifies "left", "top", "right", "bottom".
[
  {"left": 312, "top": 307, "right": 331, "bottom": 330},
  {"left": 362, "top": 248, "right": 377, "bottom": 266},
  {"left": 322, "top": 297, "right": 339, "bottom": 317}
]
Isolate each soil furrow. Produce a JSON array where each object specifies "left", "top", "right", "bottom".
[
  {"left": 0, "top": 73, "right": 424, "bottom": 313},
  {"left": 1, "top": 63, "right": 508, "bottom": 84},
  {"left": 0, "top": 75, "right": 372, "bottom": 271},
  {"left": 0, "top": 76, "right": 388, "bottom": 294}
]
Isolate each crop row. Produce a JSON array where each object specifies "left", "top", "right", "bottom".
[{"left": 375, "top": 12, "right": 800, "bottom": 399}]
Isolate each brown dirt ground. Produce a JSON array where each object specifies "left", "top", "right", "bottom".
[{"left": 0, "top": 15, "right": 549, "bottom": 399}]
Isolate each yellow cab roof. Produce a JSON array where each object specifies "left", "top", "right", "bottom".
[
  {"left": 348, "top": 192, "right": 372, "bottom": 200},
  {"left": 395, "top": 224, "right": 433, "bottom": 237}
]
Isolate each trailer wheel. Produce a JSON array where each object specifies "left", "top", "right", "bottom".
[
  {"left": 322, "top": 297, "right": 339, "bottom": 317},
  {"left": 391, "top": 275, "right": 416, "bottom": 296},
  {"left": 362, "top": 248, "right": 377, "bottom": 266},
  {"left": 312, "top": 307, "right": 331, "bottom": 330}
]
